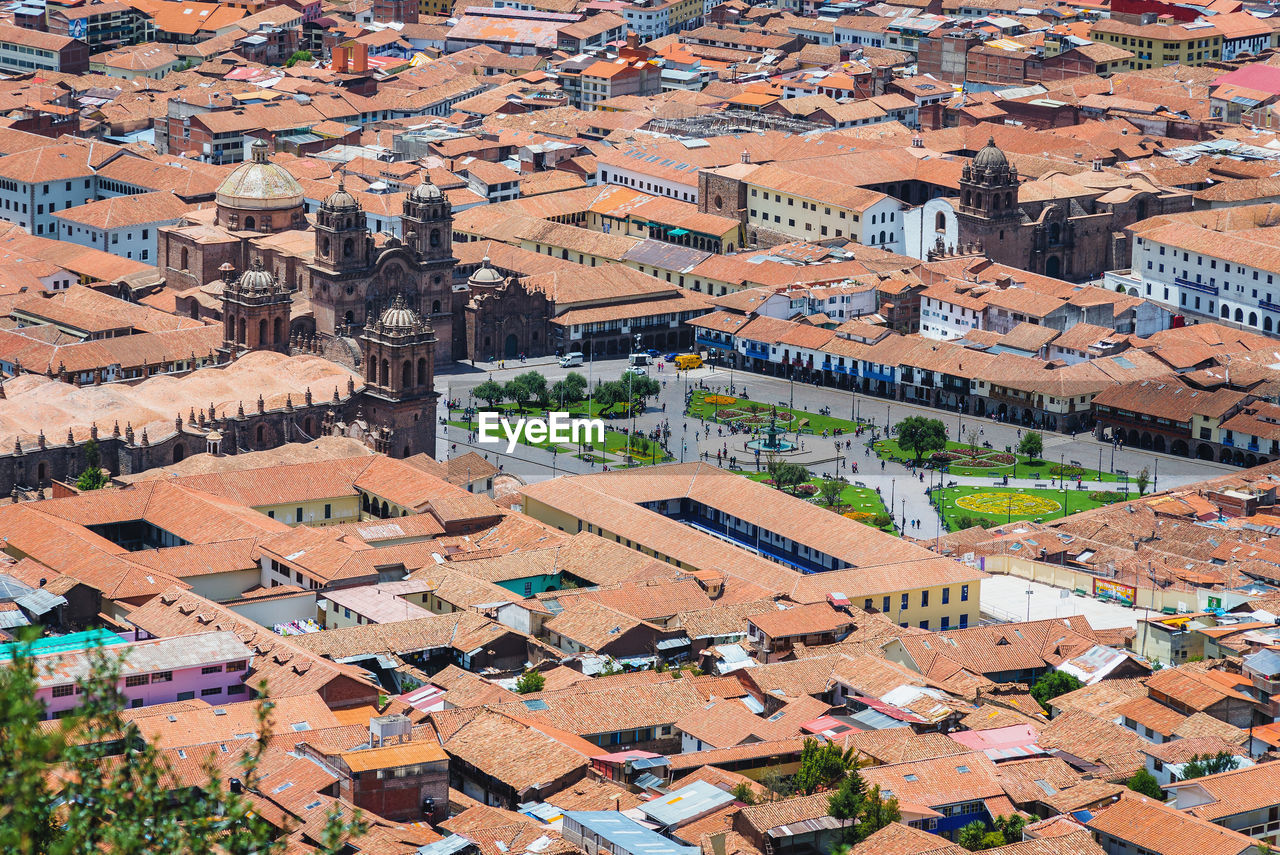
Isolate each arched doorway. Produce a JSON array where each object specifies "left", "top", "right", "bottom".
[
  {"left": 1045, "top": 256, "right": 1062, "bottom": 278},
  {"left": 1197, "top": 444, "right": 1214, "bottom": 460},
  {"left": 173, "top": 445, "right": 185, "bottom": 463},
  {"left": 504, "top": 334, "right": 519, "bottom": 359},
  {"left": 1171, "top": 439, "right": 1188, "bottom": 457}
]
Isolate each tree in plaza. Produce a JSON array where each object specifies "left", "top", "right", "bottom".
[
  {"left": 473, "top": 379, "right": 505, "bottom": 409},
  {"left": 505, "top": 372, "right": 548, "bottom": 412},
  {"left": 1127, "top": 768, "right": 1164, "bottom": 800},
  {"left": 551, "top": 372, "right": 588, "bottom": 407},
  {"left": 1018, "top": 431, "right": 1044, "bottom": 462},
  {"left": 1030, "top": 669, "right": 1083, "bottom": 713},
  {"left": 966, "top": 428, "right": 981, "bottom": 452},
  {"left": 0, "top": 630, "right": 367, "bottom": 854},
  {"left": 773, "top": 462, "right": 810, "bottom": 494},
  {"left": 76, "top": 438, "right": 108, "bottom": 491},
  {"left": 896, "top": 416, "right": 948, "bottom": 465},
  {"left": 1136, "top": 466, "right": 1151, "bottom": 496},
  {"left": 819, "top": 476, "right": 847, "bottom": 509},
  {"left": 514, "top": 669, "right": 546, "bottom": 694},
  {"left": 1181, "top": 751, "right": 1240, "bottom": 779},
  {"left": 627, "top": 373, "right": 661, "bottom": 406}
]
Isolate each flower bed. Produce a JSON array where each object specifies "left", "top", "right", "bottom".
[
  {"left": 1051, "top": 464, "right": 1086, "bottom": 479},
  {"left": 793, "top": 484, "right": 818, "bottom": 497},
  {"left": 1089, "top": 490, "right": 1124, "bottom": 504},
  {"left": 704, "top": 394, "right": 737, "bottom": 405},
  {"left": 954, "top": 491, "right": 1062, "bottom": 515}
]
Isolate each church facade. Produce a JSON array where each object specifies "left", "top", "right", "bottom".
[{"left": 952, "top": 138, "right": 1192, "bottom": 282}]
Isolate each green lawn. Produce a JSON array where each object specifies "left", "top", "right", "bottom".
[
  {"left": 745, "top": 472, "right": 895, "bottom": 534},
  {"left": 936, "top": 484, "right": 1127, "bottom": 531},
  {"left": 686, "top": 390, "right": 871, "bottom": 437},
  {"left": 449, "top": 401, "right": 671, "bottom": 465},
  {"left": 875, "top": 439, "right": 1123, "bottom": 483}
]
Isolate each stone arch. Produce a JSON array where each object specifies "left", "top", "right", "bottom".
[
  {"left": 37, "top": 462, "right": 46, "bottom": 483},
  {"left": 322, "top": 236, "right": 330, "bottom": 256},
  {"left": 1236, "top": 308, "right": 1244, "bottom": 323},
  {"left": 380, "top": 359, "right": 389, "bottom": 386},
  {"left": 256, "top": 424, "right": 266, "bottom": 445},
  {"left": 1222, "top": 304, "right": 1230, "bottom": 318},
  {"left": 430, "top": 229, "right": 441, "bottom": 247},
  {"left": 1196, "top": 444, "right": 1214, "bottom": 460},
  {"left": 1153, "top": 435, "right": 1166, "bottom": 453},
  {"left": 367, "top": 358, "right": 377, "bottom": 382},
  {"left": 1045, "top": 256, "right": 1061, "bottom": 278},
  {"left": 1171, "top": 439, "right": 1188, "bottom": 457},
  {"left": 878, "top": 230, "right": 886, "bottom": 244},
  {"left": 1005, "top": 192, "right": 1012, "bottom": 208},
  {"left": 401, "top": 359, "right": 412, "bottom": 388},
  {"left": 1127, "top": 429, "right": 1139, "bottom": 446},
  {"left": 272, "top": 317, "right": 283, "bottom": 344},
  {"left": 1247, "top": 453, "right": 1259, "bottom": 467},
  {"left": 304, "top": 417, "right": 313, "bottom": 435},
  {"left": 1140, "top": 432, "right": 1153, "bottom": 449},
  {"left": 258, "top": 318, "right": 268, "bottom": 345},
  {"left": 173, "top": 445, "right": 186, "bottom": 463},
  {"left": 432, "top": 299, "right": 441, "bottom": 314},
  {"left": 245, "top": 216, "right": 256, "bottom": 231},
  {"left": 237, "top": 318, "right": 246, "bottom": 345},
  {"left": 1221, "top": 448, "right": 1233, "bottom": 463},
  {"left": 417, "top": 358, "right": 428, "bottom": 385},
  {"left": 1267, "top": 317, "right": 1274, "bottom": 333},
  {"left": 935, "top": 211, "right": 946, "bottom": 231},
  {"left": 1249, "top": 312, "right": 1258, "bottom": 327},
  {"left": 181, "top": 247, "right": 189, "bottom": 270},
  {"left": 1235, "top": 450, "right": 1245, "bottom": 466},
  {"left": 380, "top": 500, "right": 389, "bottom": 517}
]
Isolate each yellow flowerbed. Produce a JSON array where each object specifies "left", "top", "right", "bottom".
[
  {"left": 704, "top": 395, "right": 736, "bottom": 405},
  {"left": 954, "top": 491, "right": 1061, "bottom": 515}
]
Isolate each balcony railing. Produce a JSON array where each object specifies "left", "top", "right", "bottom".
[{"left": 1176, "top": 276, "right": 1218, "bottom": 296}]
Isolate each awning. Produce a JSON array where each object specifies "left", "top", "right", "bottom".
[
  {"left": 655, "top": 636, "right": 691, "bottom": 650},
  {"left": 668, "top": 228, "right": 689, "bottom": 236}
]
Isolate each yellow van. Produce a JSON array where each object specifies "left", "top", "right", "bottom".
[{"left": 675, "top": 354, "right": 703, "bottom": 370}]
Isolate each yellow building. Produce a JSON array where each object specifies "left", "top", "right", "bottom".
[
  {"left": 520, "top": 465, "right": 983, "bottom": 624},
  {"left": 1089, "top": 19, "right": 1221, "bottom": 70}
]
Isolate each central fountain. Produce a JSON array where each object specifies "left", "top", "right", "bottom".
[{"left": 746, "top": 406, "right": 797, "bottom": 453}]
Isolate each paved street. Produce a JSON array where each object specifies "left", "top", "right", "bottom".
[{"left": 433, "top": 357, "right": 1236, "bottom": 533}]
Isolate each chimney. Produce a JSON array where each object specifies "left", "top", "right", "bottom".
[
  {"left": 334, "top": 44, "right": 349, "bottom": 74},
  {"left": 912, "top": 134, "right": 923, "bottom": 148},
  {"left": 741, "top": 149, "right": 750, "bottom": 163},
  {"left": 353, "top": 42, "right": 369, "bottom": 74},
  {"left": 1092, "top": 157, "right": 1102, "bottom": 172}
]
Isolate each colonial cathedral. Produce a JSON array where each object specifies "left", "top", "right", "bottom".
[{"left": 158, "top": 140, "right": 451, "bottom": 458}]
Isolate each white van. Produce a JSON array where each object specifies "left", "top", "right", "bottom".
[
  {"left": 559, "top": 352, "right": 584, "bottom": 367},
  {"left": 628, "top": 353, "right": 650, "bottom": 367}
]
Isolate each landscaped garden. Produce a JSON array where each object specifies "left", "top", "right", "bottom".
[
  {"left": 746, "top": 470, "right": 896, "bottom": 534},
  {"left": 936, "top": 485, "right": 1126, "bottom": 531},
  {"left": 448, "top": 370, "right": 672, "bottom": 466},
  {"left": 875, "top": 438, "right": 1123, "bottom": 482},
  {"left": 686, "top": 390, "right": 872, "bottom": 436}
]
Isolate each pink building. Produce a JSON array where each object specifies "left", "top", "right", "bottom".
[{"left": 36, "top": 631, "right": 255, "bottom": 719}]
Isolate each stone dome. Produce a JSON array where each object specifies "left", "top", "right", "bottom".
[
  {"left": 972, "top": 137, "right": 1009, "bottom": 172},
  {"left": 410, "top": 176, "right": 444, "bottom": 203},
  {"left": 238, "top": 258, "right": 278, "bottom": 292},
  {"left": 323, "top": 178, "right": 358, "bottom": 210},
  {"left": 379, "top": 293, "right": 421, "bottom": 329},
  {"left": 468, "top": 256, "right": 504, "bottom": 288},
  {"left": 216, "top": 139, "right": 304, "bottom": 212}
]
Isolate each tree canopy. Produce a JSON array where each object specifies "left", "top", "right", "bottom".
[
  {"left": 0, "top": 632, "right": 366, "bottom": 854},
  {"left": 1127, "top": 768, "right": 1164, "bottom": 800},
  {"left": 472, "top": 379, "right": 505, "bottom": 408},
  {"left": 1017, "top": 431, "right": 1044, "bottom": 461},
  {"left": 1030, "top": 670, "right": 1083, "bottom": 712},
  {"left": 1181, "top": 751, "right": 1240, "bottom": 779},
  {"left": 896, "top": 416, "right": 948, "bottom": 464},
  {"left": 76, "top": 439, "right": 108, "bottom": 491}
]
